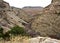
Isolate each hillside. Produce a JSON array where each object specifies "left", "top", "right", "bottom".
[
  {"left": 0, "top": 0, "right": 42, "bottom": 36},
  {"left": 0, "top": 0, "right": 32, "bottom": 33},
  {"left": 22, "top": 6, "right": 43, "bottom": 16},
  {"left": 31, "top": 0, "right": 60, "bottom": 39},
  {"left": 0, "top": 0, "right": 60, "bottom": 43}
]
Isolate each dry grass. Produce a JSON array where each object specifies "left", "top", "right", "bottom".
[{"left": 0, "top": 36, "right": 30, "bottom": 43}]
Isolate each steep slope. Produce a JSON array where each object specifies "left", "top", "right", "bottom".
[
  {"left": 0, "top": 0, "right": 31, "bottom": 33},
  {"left": 0, "top": 0, "right": 40, "bottom": 36},
  {"left": 11, "top": 7, "right": 32, "bottom": 22},
  {"left": 0, "top": 0, "right": 60, "bottom": 40},
  {"left": 31, "top": 0, "right": 60, "bottom": 39}
]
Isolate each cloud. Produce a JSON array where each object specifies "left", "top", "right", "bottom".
[{"left": 4, "top": 0, "right": 52, "bottom": 8}]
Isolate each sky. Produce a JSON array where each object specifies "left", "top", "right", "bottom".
[{"left": 4, "top": 0, "right": 52, "bottom": 8}]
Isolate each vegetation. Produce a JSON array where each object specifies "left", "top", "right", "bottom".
[
  {"left": 0, "top": 27, "right": 3, "bottom": 38},
  {"left": 0, "top": 25, "right": 30, "bottom": 40},
  {"left": 9, "top": 25, "right": 29, "bottom": 36},
  {"left": 0, "top": 26, "right": 10, "bottom": 40}
]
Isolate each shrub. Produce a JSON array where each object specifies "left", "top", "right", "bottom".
[
  {"left": 0, "top": 25, "right": 30, "bottom": 40},
  {"left": 0, "top": 27, "right": 3, "bottom": 38},
  {"left": 2, "top": 32, "right": 10, "bottom": 40},
  {"left": 0, "top": 27, "right": 10, "bottom": 40},
  {"left": 9, "top": 25, "right": 28, "bottom": 36}
]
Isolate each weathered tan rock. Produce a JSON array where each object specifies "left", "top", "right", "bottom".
[
  {"left": 31, "top": 0, "right": 60, "bottom": 39},
  {"left": 0, "top": 0, "right": 60, "bottom": 40},
  {"left": 0, "top": 0, "right": 32, "bottom": 33},
  {"left": 11, "top": 7, "right": 32, "bottom": 22},
  {"left": 27, "top": 37, "right": 60, "bottom": 43}
]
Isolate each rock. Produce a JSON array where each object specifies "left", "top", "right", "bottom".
[
  {"left": 0, "top": 1, "right": 10, "bottom": 10},
  {"left": 25, "top": 37, "right": 60, "bottom": 43},
  {"left": 0, "top": 0, "right": 60, "bottom": 43},
  {"left": 0, "top": 0, "right": 3, "bottom": 2},
  {"left": 0, "top": 0, "right": 60, "bottom": 39},
  {"left": 31, "top": 0, "right": 60, "bottom": 39},
  {"left": 11, "top": 7, "right": 32, "bottom": 22},
  {"left": 0, "top": 0, "right": 33, "bottom": 34}
]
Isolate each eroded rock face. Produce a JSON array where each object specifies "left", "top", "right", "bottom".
[
  {"left": 31, "top": 14, "right": 60, "bottom": 38},
  {"left": 11, "top": 7, "right": 32, "bottom": 22},
  {"left": 0, "top": 0, "right": 31, "bottom": 33},
  {"left": 31, "top": 0, "right": 60, "bottom": 39},
  {"left": 0, "top": 0, "right": 60, "bottom": 40}
]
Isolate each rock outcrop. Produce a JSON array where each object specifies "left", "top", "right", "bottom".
[
  {"left": 0, "top": 0, "right": 31, "bottom": 33},
  {"left": 31, "top": 0, "right": 60, "bottom": 39},
  {"left": 27, "top": 37, "right": 60, "bottom": 43},
  {"left": 0, "top": 0, "right": 43, "bottom": 36}
]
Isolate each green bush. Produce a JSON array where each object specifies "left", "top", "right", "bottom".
[
  {"left": 0, "top": 27, "right": 10, "bottom": 40},
  {"left": 0, "top": 25, "right": 30, "bottom": 40},
  {"left": 9, "top": 25, "right": 28, "bottom": 36},
  {"left": 0, "top": 27, "right": 3, "bottom": 38}
]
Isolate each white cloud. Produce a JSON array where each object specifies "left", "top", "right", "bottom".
[{"left": 4, "top": 0, "right": 52, "bottom": 8}]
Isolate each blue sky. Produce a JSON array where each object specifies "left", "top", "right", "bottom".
[{"left": 4, "top": 0, "right": 52, "bottom": 8}]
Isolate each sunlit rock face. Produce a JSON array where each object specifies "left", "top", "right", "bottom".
[
  {"left": 0, "top": 0, "right": 31, "bottom": 33},
  {"left": 0, "top": 0, "right": 60, "bottom": 43},
  {"left": 28, "top": 37, "right": 60, "bottom": 43},
  {"left": 31, "top": 0, "right": 60, "bottom": 39},
  {"left": 0, "top": 0, "right": 60, "bottom": 39}
]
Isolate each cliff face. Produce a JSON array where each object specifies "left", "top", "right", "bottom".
[
  {"left": 0, "top": 0, "right": 32, "bottom": 33},
  {"left": 0, "top": 0, "right": 60, "bottom": 43},
  {"left": 0, "top": 0, "right": 42, "bottom": 35},
  {"left": 31, "top": 0, "right": 60, "bottom": 39}
]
